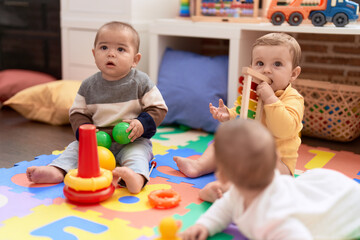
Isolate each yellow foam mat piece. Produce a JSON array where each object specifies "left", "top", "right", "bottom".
[
  {"left": 152, "top": 142, "right": 177, "bottom": 156},
  {"left": 304, "top": 150, "right": 336, "bottom": 169},
  {"left": 52, "top": 149, "right": 65, "bottom": 155},
  {"left": 0, "top": 203, "right": 154, "bottom": 240}
]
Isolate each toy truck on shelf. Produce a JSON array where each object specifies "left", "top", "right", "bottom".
[{"left": 267, "top": 0, "right": 359, "bottom": 27}]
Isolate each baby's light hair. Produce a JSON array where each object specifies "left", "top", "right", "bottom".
[
  {"left": 252, "top": 32, "right": 301, "bottom": 69},
  {"left": 214, "top": 119, "right": 277, "bottom": 190},
  {"left": 94, "top": 21, "right": 140, "bottom": 53}
]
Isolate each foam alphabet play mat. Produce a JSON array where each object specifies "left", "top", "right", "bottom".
[{"left": 0, "top": 126, "right": 359, "bottom": 239}]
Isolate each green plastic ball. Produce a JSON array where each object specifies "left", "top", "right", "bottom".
[
  {"left": 96, "top": 131, "right": 112, "bottom": 149},
  {"left": 112, "top": 122, "right": 131, "bottom": 144}
]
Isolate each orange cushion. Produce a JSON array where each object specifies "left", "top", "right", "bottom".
[{"left": 4, "top": 80, "right": 81, "bottom": 125}]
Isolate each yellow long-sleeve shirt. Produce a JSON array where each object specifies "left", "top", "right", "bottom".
[{"left": 228, "top": 84, "right": 304, "bottom": 174}]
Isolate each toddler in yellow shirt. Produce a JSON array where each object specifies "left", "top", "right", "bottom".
[{"left": 174, "top": 32, "right": 304, "bottom": 202}]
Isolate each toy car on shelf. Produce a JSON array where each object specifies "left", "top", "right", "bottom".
[{"left": 267, "top": 0, "right": 359, "bottom": 27}]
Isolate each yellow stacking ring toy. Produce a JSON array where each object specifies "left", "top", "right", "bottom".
[{"left": 64, "top": 168, "right": 112, "bottom": 192}]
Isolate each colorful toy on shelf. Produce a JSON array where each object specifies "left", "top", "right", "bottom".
[
  {"left": 96, "top": 131, "right": 112, "bottom": 149},
  {"left": 63, "top": 124, "right": 115, "bottom": 204},
  {"left": 112, "top": 122, "right": 131, "bottom": 144},
  {"left": 192, "top": 0, "right": 262, "bottom": 23},
  {"left": 155, "top": 216, "right": 182, "bottom": 240},
  {"left": 267, "top": 0, "right": 359, "bottom": 27},
  {"left": 97, "top": 146, "right": 116, "bottom": 171},
  {"left": 237, "top": 67, "right": 271, "bottom": 121},
  {"left": 180, "top": 0, "right": 190, "bottom": 17},
  {"left": 148, "top": 189, "right": 181, "bottom": 209}
]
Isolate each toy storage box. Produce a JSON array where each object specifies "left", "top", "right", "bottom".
[{"left": 292, "top": 79, "right": 360, "bottom": 142}]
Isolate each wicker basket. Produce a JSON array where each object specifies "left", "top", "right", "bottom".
[{"left": 292, "top": 79, "right": 360, "bottom": 142}]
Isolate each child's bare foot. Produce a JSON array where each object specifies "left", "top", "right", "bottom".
[
  {"left": 112, "top": 167, "right": 145, "bottom": 194},
  {"left": 26, "top": 166, "right": 65, "bottom": 184},
  {"left": 199, "top": 181, "right": 224, "bottom": 202},
  {"left": 173, "top": 156, "right": 202, "bottom": 178}
]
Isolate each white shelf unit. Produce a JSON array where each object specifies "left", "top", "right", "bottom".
[
  {"left": 60, "top": 0, "right": 179, "bottom": 80},
  {"left": 149, "top": 18, "right": 360, "bottom": 105}
]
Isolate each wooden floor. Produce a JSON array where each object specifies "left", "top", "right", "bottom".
[
  {"left": 0, "top": 106, "right": 359, "bottom": 169},
  {"left": 0, "top": 107, "right": 75, "bottom": 168}
]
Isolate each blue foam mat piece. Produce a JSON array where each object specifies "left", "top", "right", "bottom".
[
  {"left": 0, "top": 154, "right": 65, "bottom": 200},
  {"left": 151, "top": 148, "right": 216, "bottom": 189}
]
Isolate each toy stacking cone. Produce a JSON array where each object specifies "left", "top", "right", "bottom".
[
  {"left": 78, "top": 124, "right": 100, "bottom": 178},
  {"left": 63, "top": 124, "right": 115, "bottom": 204}
]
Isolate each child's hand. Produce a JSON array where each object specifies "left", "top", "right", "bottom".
[
  {"left": 179, "top": 224, "right": 209, "bottom": 240},
  {"left": 209, "top": 99, "right": 230, "bottom": 122},
  {"left": 122, "top": 119, "right": 144, "bottom": 142},
  {"left": 256, "top": 82, "right": 278, "bottom": 105}
]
